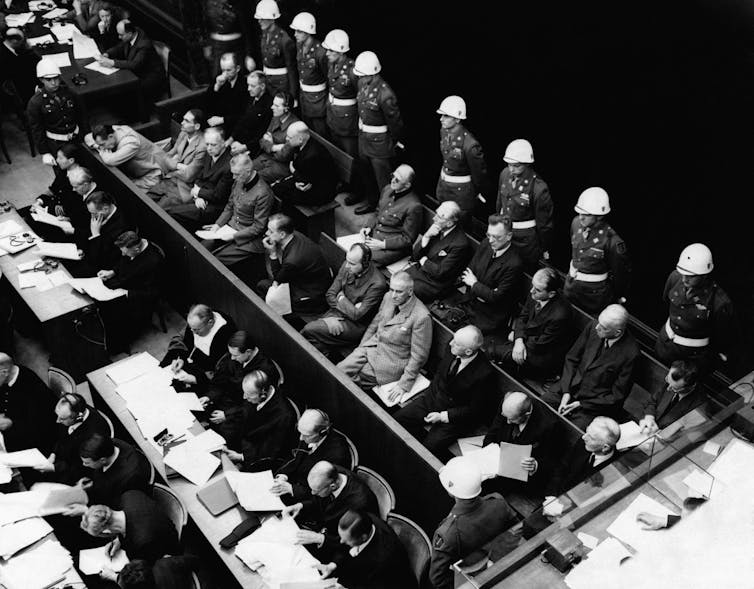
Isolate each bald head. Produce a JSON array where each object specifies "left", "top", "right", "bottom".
[
  {"left": 583, "top": 416, "right": 621, "bottom": 454},
  {"left": 449, "top": 325, "right": 483, "bottom": 358},
  {"left": 390, "top": 164, "right": 415, "bottom": 192},
  {"left": 596, "top": 304, "right": 628, "bottom": 339},
  {"left": 435, "top": 200, "right": 461, "bottom": 228},
  {"left": 298, "top": 409, "right": 331, "bottom": 444},
  {"left": 307, "top": 461, "right": 340, "bottom": 497},
  {"left": 501, "top": 392, "right": 532, "bottom": 424},
  {"left": 286, "top": 121, "right": 310, "bottom": 148}
]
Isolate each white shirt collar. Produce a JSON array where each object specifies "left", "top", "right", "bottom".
[
  {"left": 129, "top": 33, "right": 138, "bottom": 47},
  {"left": 101, "top": 205, "right": 117, "bottom": 225},
  {"left": 3, "top": 41, "right": 17, "bottom": 56},
  {"left": 256, "top": 388, "right": 275, "bottom": 411},
  {"left": 456, "top": 353, "right": 477, "bottom": 374},
  {"left": 102, "top": 446, "right": 120, "bottom": 472},
  {"left": 307, "top": 434, "right": 327, "bottom": 452},
  {"left": 6, "top": 366, "right": 19, "bottom": 388},
  {"left": 82, "top": 184, "right": 97, "bottom": 201},
  {"left": 192, "top": 312, "right": 226, "bottom": 356},
  {"left": 492, "top": 244, "right": 511, "bottom": 258},
  {"left": 349, "top": 524, "right": 376, "bottom": 557},
  {"left": 332, "top": 473, "right": 347, "bottom": 498},
  {"left": 604, "top": 334, "right": 621, "bottom": 348},
  {"left": 592, "top": 449, "right": 614, "bottom": 468},
  {"left": 68, "top": 408, "right": 90, "bottom": 434}
]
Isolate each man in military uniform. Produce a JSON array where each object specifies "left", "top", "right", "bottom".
[
  {"left": 655, "top": 243, "right": 735, "bottom": 373},
  {"left": 350, "top": 51, "right": 404, "bottom": 215},
  {"left": 26, "top": 60, "right": 83, "bottom": 167},
  {"left": 436, "top": 95, "right": 489, "bottom": 221},
  {"left": 254, "top": 0, "right": 297, "bottom": 99},
  {"left": 563, "top": 187, "right": 630, "bottom": 315},
  {"left": 289, "top": 12, "right": 328, "bottom": 137},
  {"left": 496, "top": 139, "right": 554, "bottom": 271},
  {"left": 322, "top": 29, "right": 358, "bottom": 157},
  {"left": 202, "top": 0, "right": 255, "bottom": 77},
  {"left": 430, "top": 457, "right": 516, "bottom": 589}
]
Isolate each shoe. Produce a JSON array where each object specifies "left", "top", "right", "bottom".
[
  {"left": 354, "top": 204, "right": 377, "bottom": 215},
  {"left": 343, "top": 193, "right": 363, "bottom": 206}
]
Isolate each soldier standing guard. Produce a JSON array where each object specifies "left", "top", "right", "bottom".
[
  {"left": 563, "top": 187, "right": 631, "bottom": 314},
  {"left": 26, "top": 60, "right": 83, "bottom": 168},
  {"left": 435, "top": 95, "right": 490, "bottom": 222},
  {"left": 289, "top": 12, "right": 328, "bottom": 137},
  {"left": 254, "top": 0, "right": 297, "bottom": 99},
  {"left": 495, "top": 139, "right": 554, "bottom": 271},
  {"left": 322, "top": 29, "right": 358, "bottom": 158},
  {"left": 350, "top": 51, "right": 404, "bottom": 216}
]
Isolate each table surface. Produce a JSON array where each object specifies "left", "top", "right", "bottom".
[
  {"left": 0, "top": 208, "right": 93, "bottom": 323},
  {"left": 87, "top": 357, "right": 268, "bottom": 589}
]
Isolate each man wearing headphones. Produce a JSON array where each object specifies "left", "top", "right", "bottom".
[
  {"left": 270, "top": 409, "right": 351, "bottom": 501},
  {"left": 301, "top": 242, "right": 387, "bottom": 356}
]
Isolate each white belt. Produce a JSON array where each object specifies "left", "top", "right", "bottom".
[
  {"left": 512, "top": 219, "right": 537, "bottom": 229},
  {"left": 440, "top": 170, "right": 472, "bottom": 183},
  {"left": 328, "top": 94, "right": 356, "bottom": 106},
  {"left": 358, "top": 119, "right": 388, "bottom": 133},
  {"left": 300, "top": 81, "right": 326, "bottom": 92},
  {"left": 263, "top": 66, "right": 288, "bottom": 75},
  {"left": 568, "top": 261, "right": 608, "bottom": 282},
  {"left": 210, "top": 32, "right": 242, "bottom": 41},
  {"left": 46, "top": 127, "right": 79, "bottom": 141},
  {"left": 665, "top": 320, "right": 709, "bottom": 347}
]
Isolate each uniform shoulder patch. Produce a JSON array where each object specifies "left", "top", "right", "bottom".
[{"left": 433, "top": 534, "right": 447, "bottom": 549}]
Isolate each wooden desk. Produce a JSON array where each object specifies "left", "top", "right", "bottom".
[
  {"left": 87, "top": 357, "right": 267, "bottom": 589},
  {"left": 0, "top": 208, "right": 92, "bottom": 323}
]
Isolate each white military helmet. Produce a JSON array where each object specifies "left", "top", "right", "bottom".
[
  {"left": 574, "top": 187, "right": 611, "bottom": 215},
  {"left": 439, "top": 457, "right": 482, "bottom": 499},
  {"left": 503, "top": 139, "right": 534, "bottom": 164},
  {"left": 290, "top": 12, "right": 316, "bottom": 34},
  {"left": 254, "top": 0, "right": 280, "bottom": 20},
  {"left": 321, "top": 29, "right": 350, "bottom": 53},
  {"left": 676, "top": 243, "right": 714, "bottom": 276},
  {"left": 436, "top": 95, "right": 467, "bottom": 120},
  {"left": 353, "top": 51, "right": 381, "bottom": 76},
  {"left": 36, "top": 59, "right": 61, "bottom": 78}
]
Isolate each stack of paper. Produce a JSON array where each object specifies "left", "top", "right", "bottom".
[
  {"left": 461, "top": 442, "right": 532, "bottom": 481},
  {"left": 72, "top": 29, "right": 100, "bottom": 59},
  {"left": 0, "top": 539, "right": 73, "bottom": 589},
  {"left": 0, "top": 448, "right": 52, "bottom": 470},
  {"left": 163, "top": 444, "right": 220, "bottom": 486},
  {"left": 0, "top": 517, "right": 53, "bottom": 558},
  {"left": 36, "top": 241, "right": 80, "bottom": 260},
  {"left": 85, "top": 61, "right": 119, "bottom": 75},
  {"left": 265, "top": 282, "right": 292, "bottom": 315},
  {"left": 68, "top": 277, "right": 127, "bottom": 301},
  {"left": 178, "top": 392, "right": 205, "bottom": 412},
  {"left": 43, "top": 7, "right": 70, "bottom": 19},
  {"left": 195, "top": 225, "right": 237, "bottom": 241},
  {"left": 617, "top": 421, "right": 653, "bottom": 451},
  {"left": 30, "top": 209, "right": 74, "bottom": 234},
  {"left": 4, "top": 13, "right": 35, "bottom": 27},
  {"left": 564, "top": 537, "right": 631, "bottom": 589},
  {"left": 107, "top": 352, "right": 160, "bottom": 385},
  {"left": 26, "top": 34, "right": 55, "bottom": 47},
  {"left": 458, "top": 435, "right": 486, "bottom": 455},
  {"left": 0, "top": 220, "right": 23, "bottom": 238},
  {"left": 79, "top": 544, "right": 130, "bottom": 575},
  {"left": 226, "top": 470, "right": 285, "bottom": 512},
  {"left": 179, "top": 429, "right": 226, "bottom": 454},
  {"left": 605, "top": 493, "right": 677, "bottom": 552},
  {"left": 40, "top": 52, "right": 71, "bottom": 68},
  {"left": 373, "top": 374, "right": 430, "bottom": 408}
]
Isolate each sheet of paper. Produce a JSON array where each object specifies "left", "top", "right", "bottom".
[
  {"left": 498, "top": 442, "right": 532, "bottom": 482},
  {"left": 78, "top": 545, "right": 130, "bottom": 575},
  {"left": 37, "top": 483, "right": 89, "bottom": 516},
  {"left": 0, "top": 516, "right": 53, "bottom": 558},
  {"left": 85, "top": 61, "right": 119, "bottom": 75},
  {"left": 68, "top": 277, "right": 127, "bottom": 301},
  {"left": 0, "top": 539, "right": 73, "bottom": 589},
  {"left": 107, "top": 352, "right": 160, "bottom": 385},
  {"left": 72, "top": 28, "right": 100, "bottom": 59},
  {"left": 564, "top": 537, "right": 631, "bottom": 589},
  {"left": 605, "top": 492, "right": 676, "bottom": 552},
  {"left": 16, "top": 259, "right": 42, "bottom": 272},
  {"left": 0, "top": 219, "right": 23, "bottom": 238},
  {"left": 682, "top": 468, "right": 713, "bottom": 499},
  {"left": 0, "top": 494, "right": 41, "bottom": 526},
  {"left": 180, "top": 429, "right": 225, "bottom": 454},
  {"left": 18, "top": 272, "right": 50, "bottom": 290},
  {"left": 0, "top": 233, "right": 39, "bottom": 254},
  {"left": 42, "top": 52, "right": 72, "bottom": 68},
  {"left": 462, "top": 444, "right": 501, "bottom": 479},
  {"left": 617, "top": 421, "right": 652, "bottom": 451},
  {"left": 163, "top": 444, "right": 220, "bottom": 486},
  {"left": 703, "top": 440, "right": 722, "bottom": 456},
  {"left": 458, "top": 435, "right": 486, "bottom": 455},
  {"left": 336, "top": 233, "right": 364, "bottom": 250},
  {"left": 385, "top": 256, "right": 411, "bottom": 274},
  {"left": 37, "top": 241, "right": 80, "bottom": 260},
  {"left": 195, "top": 224, "right": 237, "bottom": 241},
  {"left": 178, "top": 392, "right": 204, "bottom": 411},
  {"left": 0, "top": 465, "right": 11, "bottom": 484},
  {"left": 4, "top": 13, "right": 34, "bottom": 27},
  {"left": 226, "top": 470, "right": 285, "bottom": 512},
  {"left": 577, "top": 532, "right": 600, "bottom": 550},
  {"left": 30, "top": 209, "right": 74, "bottom": 234},
  {"left": 26, "top": 34, "right": 55, "bottom": 46},
  {"left": 47, "top": 270, "right": 70, "bottom": 287},
  {"left": 372, "top": 373, "right": 430, "bottom": 408},
  {"left": 43, "top": 7, "right": 69, "bottom": 18},
  {"left": 0, "top": 448, "right": 51, "bottom": 469},
  {"left": 542, "top": 497, "right": 565, "bottom": 517},
  {"left": 265, "top": 282, "right": 292, "bottom": 315}
]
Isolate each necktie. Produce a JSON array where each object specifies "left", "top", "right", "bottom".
[
  {"left": 511, "top": 426, "right": 520, "bottom": 441},
  {"left": 448, "top": 357, "right": 461, "bottom": 378}
]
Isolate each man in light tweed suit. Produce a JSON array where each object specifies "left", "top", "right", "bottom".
[{"left": 337, "top": 271, "right": 432, "bottom": 400}]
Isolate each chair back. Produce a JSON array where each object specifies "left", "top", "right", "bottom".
[
  {"left": 152, "top": 40, "right": 171, "bottom": 96},
  {"left": 333, "top": 428, "right": 358, "bottom": 470},
  {"left": 355, "top": 466, "right": 395, "bottom": 520},
  {"left": 134, "top": 446, "right": 156, "bottom": 486},
  {"left": 190, "top": 571, "right": 202, "bottom": 589},
  {"left": 152, "top": 482, "right": 188, "bottom": 541},
  {"left": 270, "top": 358, "right": 285, "bottom": 387},
  {"left": 287, "top": 397, "right": 301, "bottom": 422},
  {"left": 387, "top": 512, "right": 432, "bottom": 588},
  {"left": 48, "top": 366, "right": 77, "bottom": 397},
  {"left": 97, "top": 409, "right": 116, "bottom": 437}
]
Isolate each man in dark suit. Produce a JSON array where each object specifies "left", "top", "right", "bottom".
[
  {"left": 543, "top": 416, "right": 621, "bottom": 500},
  {"left": 79, "top": 191, "right": 132, "bottom": 274},
  {"left": 395, "top": 325, "right": 495, "bottom": 458},
  {"left": 317, "top": 510, "right": 417, "bottom": 589},
  {"left": 97, "top": 19, "right": 166, "bottom": 101},
  {"left": 542, "top": 304, "right": 640, "bottom": 430},
  {"left": 487, "top": 267, "right": 574, "bottom": 377},
  {"left": 408, "top": 200, "right": 471, "bottom": 302},
  {"left": 228, "top": 70, "right": 273, "bottom": 157},
  {"left": 0, "top": 27, "right": 41, "bottom": 107},
  {"left": 640, "top": 360, "right": 705, "bottom": 433},
  {"left": 0, "top": 353, "right": 57, "bottom": 454},
  {"left": 85, "top": 2, "right": 119, "bottom": 51},
  {"left": 482, "top": 392, "right": 561, "bottom": 495},
  {"left": 221, "top": 369, "right": 297, "bottom": 467},
  {"left": 258, "top": 213, "right": 331, "bottom": 315},
  {"left": 206, "top": 52, "right": 249, "bottom": 133},
  {"left": 283, "top": 461, "right": 379, "bottom": 559},
  {"left": 273, "top": 121, "right": 338, "bottom": 206},
  {"left": 449, "top": 214, "right": 523, "bottom": 334},
  {"left": 166, "top": 127, "right": 234, "bottom": 229},
  {"left": 271, "top": 409, "right": 351, "bottom": 501}
]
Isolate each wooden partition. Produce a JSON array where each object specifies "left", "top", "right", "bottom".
[{"left": 79, "top": 149, "right": 452, "bottom": 532}]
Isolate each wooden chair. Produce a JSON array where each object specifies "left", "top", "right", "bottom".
[
  {"left": 134, "top": 446, "right": 156, "bottom": 486},
  {"left": 287, "top": 397, "right": 302, "bottom": 422},
  {"left": 152, "top": 482, "right": 188, "bottom": 541},
  {"left": 334, "top": 427, "right": 359, "bottom": 470},
  {"left": 97, "top": 409, "right": 115, "bottom": 437},
  {"left": 48, "top": 366, "right": 77, "bottom": 397},
  {"left": 271, "top": 358, "right": 285, "bottom": 387},
  {"left": 355, "top": 465, "right": 395, "bottom": 520},
  {"left": 387, "top": 512, "right": 432, "bottom": 589},
  {"left": 190, "top": 572, "right": 202, "bottom": 589},
  {"left": 152, "top": 40, "right": 172, "bottom": 98}
]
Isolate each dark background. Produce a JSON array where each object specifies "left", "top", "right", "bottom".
[{"left": 134, "top": 0, "right": 754, "bottom": 376}]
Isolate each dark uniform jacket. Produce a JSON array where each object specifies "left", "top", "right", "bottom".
[
  {"left": 161, "top": 310, "right": 237, "bottom": 376},
  {"left": 105, "top": 242, "right": 163, "bottom": 311},
  {"left": 644, "top": 383, "right": 706, "bottom": 429},
  {"left": 409, "top": 225, "right": 471, "bottom": 301},
  {"left": 84, "top": 206, "right": 131, "bottom": 270},
  {"left": 356, "top": 75, "right": 403, "bottom": 159},
  {"left": 0, "top": 365, "right": 57, "bottom": 453},
  {"left": 364, "top": 185, "right": 422, "bottom": 266},
  {"left": 512, "top": 293, "right": 574, "bottom": 373},
  {"left": 215, "top": 172, "right": 274, "bottom": 253},
  {"left": 296, "top": 36, "right": 328, "bottom": 118},
  {"left": 206, "top": 76, "right": 249, "bottom": 135},
  {"left": 430, "top": 495, "right": 515, "bottom": 589},
  {"left": 52, "top": 406, "right": 111, "bottom": 485},
  {"left": 551, "top": 321, "right": 640, "bottom": 415},
  {"left": 232, "top": 92, "right": 273, "bottom": 157},
  {"left": 240, "top": 391, "right": 297, "bottom": 467},
  {"left": 439, "top": 124, "right": 489, "bottom": 195},
  {"left": 105, "top": 29, "right": 165, "bottom": 97},
  {"left": 326, "top": 54, "right": 358, "bottom": 137},
  {"left": 27, "top": 85, "right": 82, "bottom": 155},
  {"left": 325, "top": 261, "right": 387, "bottom": 327},
  {"left": 119, "top": 490, "right": 180, "bottom": 563},
  {"left": 257, "top": 112, "right": 298, "bottom": 162},
  {"left": 459, "top": 241, "right": 523, "bottom": 333},
  {"left": 260, "top": 23, "right": 297, "bottom": 98},
  {"left": 85, "top": 439, "right": 153, "bottom": 506},
  {"left": 288, "top": 137, "right": 338, "bottom": 204},
  {"left": 332, "top": 514, "right": 417, "bottom": 589},
  {"left": 276, "top": 431, "right": 351, "bottom": 499}
]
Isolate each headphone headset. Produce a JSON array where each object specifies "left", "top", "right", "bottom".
[
  {"left": 62, "top": 393, "right": 87, "bottom": 421},
  {"left": 311, "top": 408, "right": 331, "bottom": 436},
  {"left": 353, "top": 242, "right": 372, "bottom": 265}
]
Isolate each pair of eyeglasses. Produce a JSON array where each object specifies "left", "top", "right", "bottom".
[
  {"left": 33, "top": 259, "right": 59, "bottom": 274},
  {"left": 8, "top": 233, "right": 35, "bottom": 247}
]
